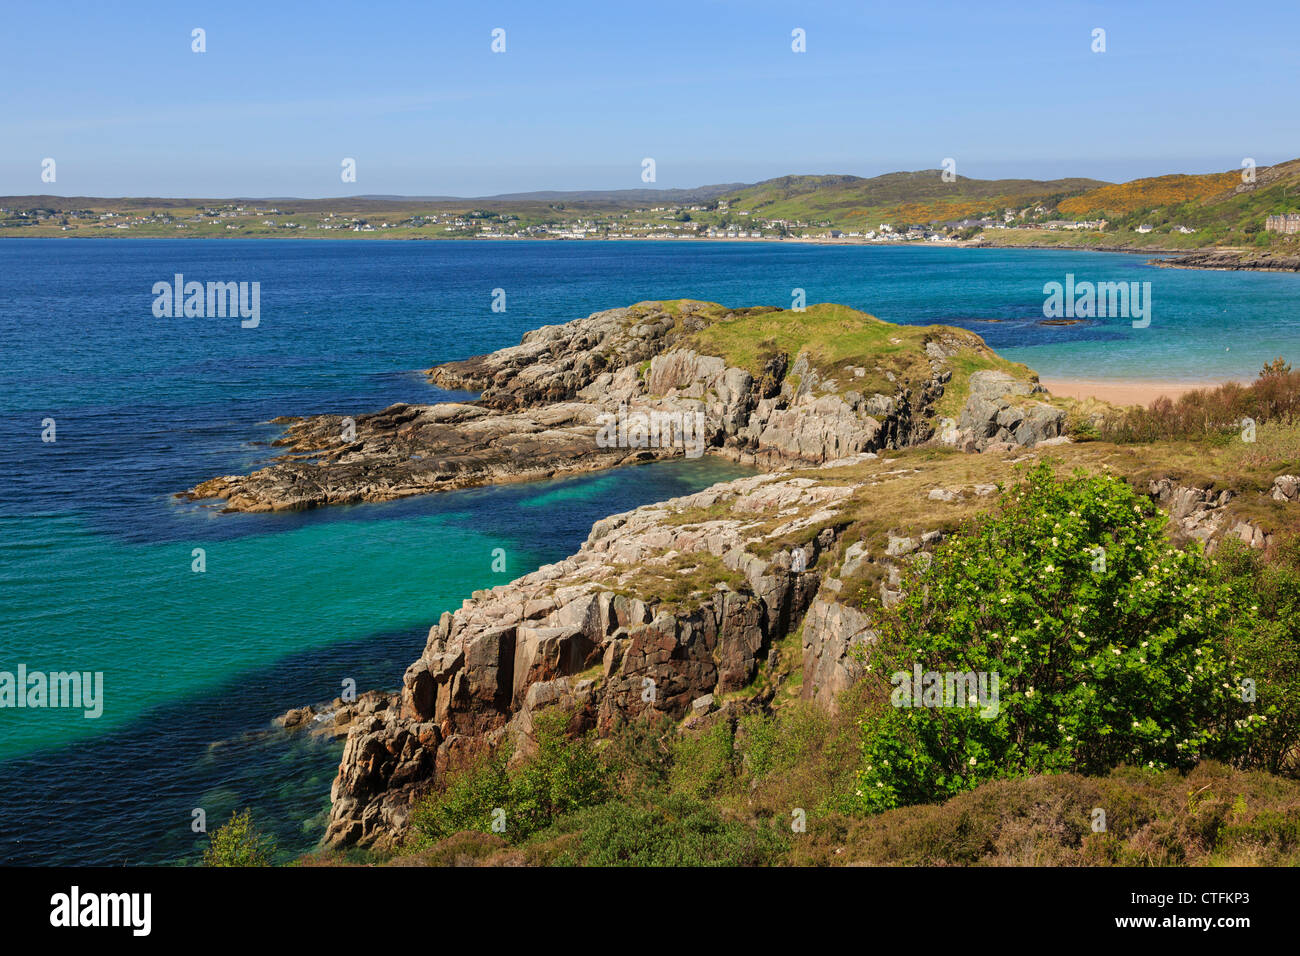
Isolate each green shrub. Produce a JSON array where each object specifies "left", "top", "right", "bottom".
[
  {"left": 551, "top": 794, "right": 786, "bottom": 866},
  {"left": 855, "top": 462, "right": 1267, "bottom": 812},
  {"left": 408, "top": 750, "right": 511, "bottom": 845},
  {"left": 669, "top": 720, "right": 737, "bottom": 798},
  {"left": 203, "top": 809, "right": 277, "bottom": 867},
  {"left": 1217, "top": 537, "right": 1300, "bottom": 774},
  {"left": 737, "top": 713, "right": 779, "bottom": 778},
  {"left": 599, "top": 713, "right": 676, "bottom": 793},
  {"left": 843, "top": 762, "right": 1300, "bottom": 866},
  {"left": 736, "top": 705, "right": 830, "bottom": 780},
  {"left": 1098, "top": 361, "right": 1300, "bottom": 443},
  {"left": 409, "top": 709, "right": 608, "bottom": 846},
  {"left": 509, "top": 710, "right": 609, "bottom": 836}
]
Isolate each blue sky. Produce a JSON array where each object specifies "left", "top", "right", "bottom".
[{"left": 3, "top": 0, "right": 1297, "bottom": 197}]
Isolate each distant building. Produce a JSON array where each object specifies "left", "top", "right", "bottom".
[
  {"left": 1265, "top": 213, "right": 1300, "bottom": 234},
  {"left": 1136, "top": 224, "right": 1154, "bottom": 234}
]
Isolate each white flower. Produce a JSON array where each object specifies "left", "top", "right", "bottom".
[{"left": 968, "top": 757, "right": 977, "bottom": 766}]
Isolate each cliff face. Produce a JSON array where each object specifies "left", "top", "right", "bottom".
[
  {"left": 181, "top": 300, "right": 1061, "bottom": 512},
  {"left": 323, "top": 472, "right": 843, "bottom": 848}
]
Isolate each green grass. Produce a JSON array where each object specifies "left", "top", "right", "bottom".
[{"left": 680, "top": 301, "right": 1034, "bottom": 411}]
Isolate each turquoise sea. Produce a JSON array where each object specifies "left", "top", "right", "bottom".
[{"left": 2, "top": 239, "right": 1297, "bottom": 865}]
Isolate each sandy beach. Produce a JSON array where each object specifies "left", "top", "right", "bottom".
[{"left": 1041, "top": 378, "right": 1233, "bottom": 406}]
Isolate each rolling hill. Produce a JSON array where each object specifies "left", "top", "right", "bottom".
[
  {"left": 1053, "top": 159, "right": 1300, "bottom": 246},
  {"left": 720, "top": 170, "right": 1110, "bottom": 226}
]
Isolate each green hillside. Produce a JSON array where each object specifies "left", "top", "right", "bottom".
[
  {"left": 721, "top": 170, "right": 1108, "bottom": 226},
  {"left": 1055, "top": 159, "right": 1300, "bottom": 248}
]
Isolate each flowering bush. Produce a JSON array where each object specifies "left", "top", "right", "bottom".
[
  {"left": 855, "top": 463, "right": 1266, "bottom": 812},
  {"left": 1057, "top": 172, "right": 1239, "bottom": 218}
]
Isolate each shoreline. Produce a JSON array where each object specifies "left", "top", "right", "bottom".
[
  {"left": 13, "top": 230, "right": 1292, "bottom": 273},
  {"left": 0, "top": 231, "right": 1185, "bottom": 254},
  {"left": 1041, "top": 377, "right": 1234, "bottom": 406},
  {"left": 7, "top": 230, "right": 1294, "bottom": 272}
]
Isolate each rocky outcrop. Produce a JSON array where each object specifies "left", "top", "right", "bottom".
[
  {"left": 1154, "top": 251, "right": 1300, "bottom": 273},
  {"left": 800, "top": 598, "right": 875, "bottom": 711},
  {"left": 182, "top": 301, "right": 1044, "bottom": 512},
  {"left": 275, "top": 689, "right": 397, "bottom": 741},
  {"left": 1146, "top": 476, "right": 1286, "bottom": 550},
  {"left": 321, "top": 472, "right": 848, "bottom": 849},
  {"left": 1272, "top": 475, "right": 1300, "bottom": 503},
  {"left": 951, "top": 370, "right": 1067, "bottom": 452},
  {"left": 428, "top": 304, "right": 684, "bottom": 408},
  {"left": 183, "top": 401, "right": 683, "bottom": 512}
]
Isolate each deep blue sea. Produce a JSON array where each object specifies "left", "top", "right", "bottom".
[{"left": 2, "top": 239, "right": 1297, "bottom": 865}]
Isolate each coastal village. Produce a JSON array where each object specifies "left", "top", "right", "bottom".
[
  {"left": 3, "top": 161, "right": 1299, "bottom": 251},
  {"left": 0, "top": 198, "right": 1256, "bottom": 244}
]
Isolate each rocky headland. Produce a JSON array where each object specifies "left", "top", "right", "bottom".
[
  {"left": 181, "top": 300, "right": 1067, "bottom": 512},
  {"left": 1153, "top": 250, "right": 1300, "bottom": 272}
]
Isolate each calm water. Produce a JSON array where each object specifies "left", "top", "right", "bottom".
[{"left": 2, "top": 238, "right": 1297, "bottom": 865}]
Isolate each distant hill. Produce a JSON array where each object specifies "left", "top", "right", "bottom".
[
  {"left": 0, "top": 183, "right": 749, "bottom": 215},
  {"left": 1051, "top": 159, "right": 1300, "bottom": 244},
  {"left": 468, "top": 183, "right": 748, "bottom": 204},
  {"left": 721, "top": 170, "right": 1110, "bottom": 226},
  {"left": 5, "top": 161, "right": 1299, "bottom": 250}
]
